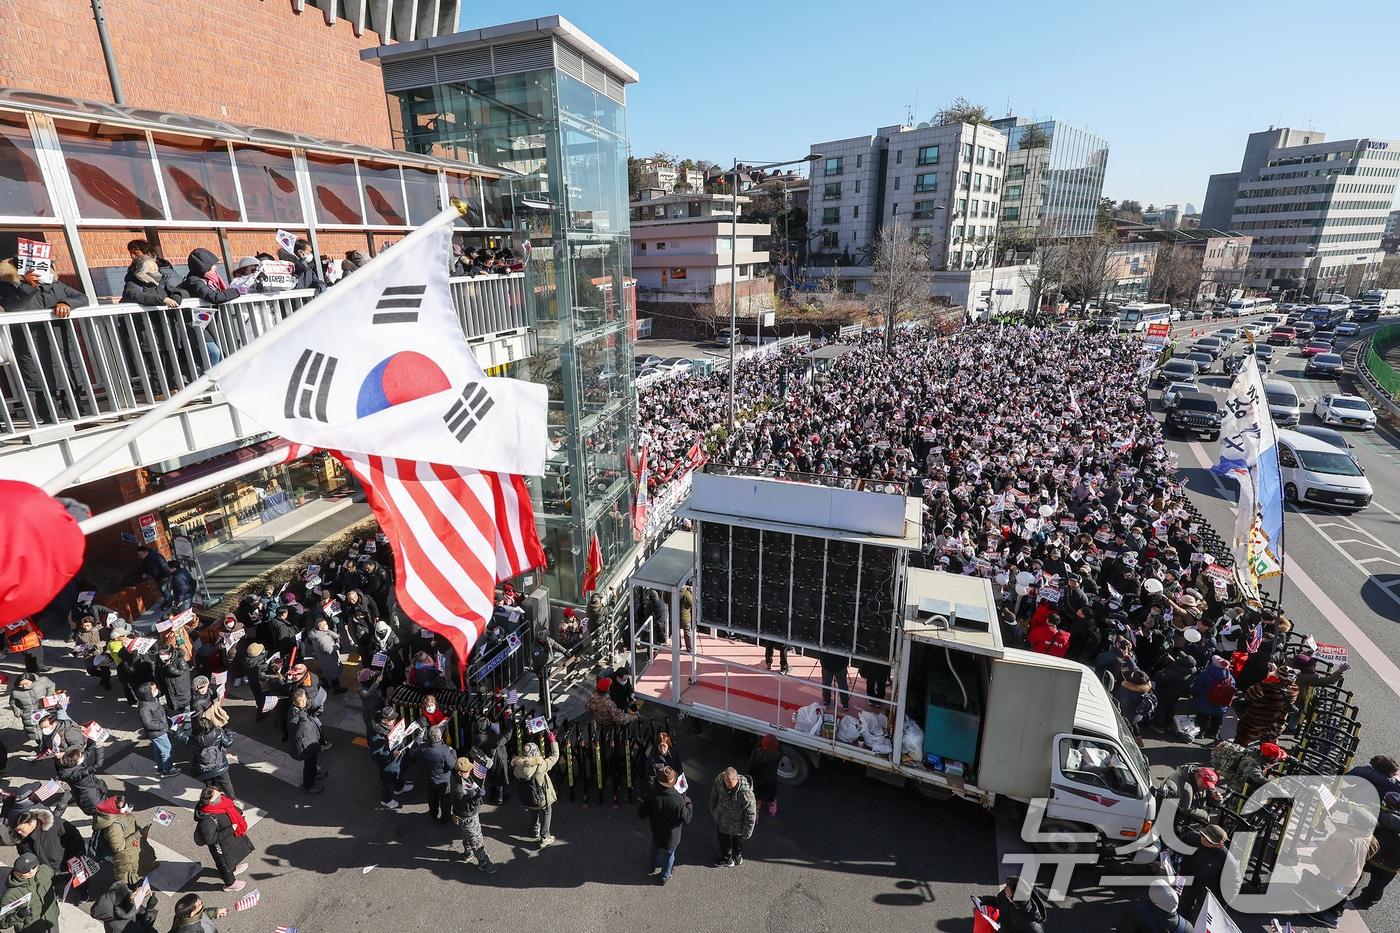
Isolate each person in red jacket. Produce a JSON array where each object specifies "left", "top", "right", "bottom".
[{"left": 1028, "top": 613, "right": 1070, "bottom": 658}]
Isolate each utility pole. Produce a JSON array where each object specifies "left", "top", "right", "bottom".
[{"left": 885, "top": 214, "right": 898, "bottom": 356}]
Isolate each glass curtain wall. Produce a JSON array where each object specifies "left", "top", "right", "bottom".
[{"left": 395, "top": 68, "right": 636, "bottom": 602}]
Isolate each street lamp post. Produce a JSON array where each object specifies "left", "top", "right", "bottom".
[{"left": 726, "top": 154, "right": 822, "bottom": 433}]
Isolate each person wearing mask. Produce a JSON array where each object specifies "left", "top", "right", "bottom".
[
  {"left": 89, "top": 880, "right": 160, "bottom": 933},
  {"left": 179, "top": 249, "right": 238, "bottom": 367},
  {"left": 93, "top": 794, "right": 155, "bottom": 886},
  {"left": 169, "top": 893, "right": 228, "bottom": 933},
  {"left": 369, "top": 707, "right": 414, "bottom": 809},
  {"left": 0, "top": 258, "right": 89, "bottom": 425},
  {"left": 510, "top": 732, "right": 560, "bottom": 848},
  {"left": 0, "top": 853, "right": 59, "bottom": 933},
  {"left": 417, "top": 725, "right": 457, "bottom": 824},
  {"left": 976, "top": 876, "right": 1048, "bottom": 933},
  {"left": 449, "top": 757, "right": 496, "bottom": 873},
  {"left": 1190, "top": 656, "right": 1236, "bottom": 742},
  {"left": 193, "top": 786, "right": 252, "bottom": 893},
  {"left": 748, "top": 735, "right": 781, "bottom": 818},
  {"left": 189, "top": 716, "right": 236, "bottom": 799},
  {"left": 136, "top": 681, "right": 176, "bottom": 777},
  {"left": 157, "top": 645, "right": 193, "bottom": 715},
  {"left": 9, "top": 670, "right": 58, "bottom": 745},
  {"left": 709, "top": 766, "right": 756, "bottom": 868},
  {"left": 287, "top": 688, "right": 328, "bottom": 795},
  {"left": 278, "top": 239, "right": 324, "bottom": 294},
  {"left": 639, "top": 766, "right": 692, "bottom": 886}
]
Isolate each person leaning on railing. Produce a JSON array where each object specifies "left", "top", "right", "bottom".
[
  {"left": 181, "top": 249, "right": 242, "bottom": 369},
  {"left": 0, "top": 258, "right": 89, "bottom": 425}
]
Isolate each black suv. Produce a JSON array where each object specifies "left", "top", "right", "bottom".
[{"left": 1165, "top": 391, "right": 1223, "bottom": 440}]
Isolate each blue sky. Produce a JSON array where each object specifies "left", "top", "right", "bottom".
[{"left": 465, "top": 1, "right": 1400, "bottom": 211}]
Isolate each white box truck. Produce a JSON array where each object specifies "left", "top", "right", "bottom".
[{"left": 627, "top": 473, "right": 1156, "bottom": 853}]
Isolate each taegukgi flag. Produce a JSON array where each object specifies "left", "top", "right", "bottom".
[{"left": 219, "top": 208, "right": 546, "bottom": 475}]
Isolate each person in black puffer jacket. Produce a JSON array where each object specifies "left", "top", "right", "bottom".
[
  {"left": 8, "top": 805, "right": 84, "bottom": 873},
  {"left": 189, "top": 717, "right": 236, "bottom": 799},
  {"left": 417, "top": 725, "right": 458, "bottom": 823},
  {"left": 287, "top": 689, "right": 327, "bottom": 796},
  {"left": 57, "top": 744, "right": 108, "bottom": 816},
  {"left": 158, "top": 648, "right": 193, "bottom": 715}
]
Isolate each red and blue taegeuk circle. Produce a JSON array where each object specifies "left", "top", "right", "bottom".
[{"left": 356, "top": 351, "right": 451, "bottom": 417}]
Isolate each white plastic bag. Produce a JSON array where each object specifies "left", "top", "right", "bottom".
[
  {"left": 793, "top": 702, "right": 823, "bottom": 735},
  {"left": 1173, "top": 714, "right": 1200, "bottom": 739},
  {"left": 858, "top": 710, "right": 886, "bottom": 739},
  {"left": 836, "top": 715, "right": 862, "bottom": 745},
  {"left": 867, "top": 734, "right": 894, "bottom": 756},
  {"left": 901, "top": 719, "right": 924, "bottom": 761}
]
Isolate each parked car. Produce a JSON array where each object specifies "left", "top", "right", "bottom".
[
  {"left": 1304, "top": 353, "right": 1344, "bottom": 377},
  {"left": 1294, "top": 320, "right": 1317, "bottom": 338},
  {"left": 1154, "top": 360, "right": 1200, "bottom": 389},
  {"left": 1267, "top": 326, "right": 1297, "bottom": 345},
  {"left": 1312, "top": 393, "right": 1377, "bottom": 429},
  {"left": 657, "top": 357, "right": 695, "bottom": 373},
  {"left": 1277, "top": 429, "right": 1372, "bottom": 510},
  {"left": 1333, "top": 321, "right": 1361, "bottom": 337},
  {"left": 1164, "top": 391, "right": 1223, "bottom": 440},
  {"left": 1301, "top": 340, "right": 1334, "bottom": 358},
  {"left": 1251, "top": 343, "right": 1276, "bottom": 365}
]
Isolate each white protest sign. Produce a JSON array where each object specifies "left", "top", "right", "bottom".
[{"left": 17, "top": 238, "right": 53, "bottom": 283}]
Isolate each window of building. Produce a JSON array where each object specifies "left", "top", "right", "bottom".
[
  {"left": 977, "top": 145, "right": 986, "bottom": 164},
  {"left": 974, "top": 173, "right": 983, "bottom": 191},
  {"left": 912, "top": 200, "right": 937, "bottom": 219},
  {"left": 856, "top": 154, "right": 863, "bottom": 168},
  {"left": 823, "top": 182, "right": 841, "bottom": 200},
  {"left": 402, "top": 166, "right": 444, "bottom": 225},
  {"left": 957, "top": 197, "right": 967, "bottom": 214},
  {"left": 915, "top": 173, "right": 937, "bottom": 193},
  {"left": 854, "top": 205, "right": 860, "bottom": 218},
  {"left": 1006, "top": 185, "right": 1023, "bottom": 199},
  {"left": 152, "top": 134, "right": 241, "bottom": 222},
  {"left": 657, "top": 241, "right": 666, "bottom": 250},
  {"left": 825, "top": 157, "right": 843, "bottom": 175},
  {"left": 820, "top": 230, "right": 838, "bottom": 249},
  {"left": 962, "top": 143, "right": 973, "bottom": 162},
  {"left": 358, "top": 160, "right": 408, "bottom": 226},
  {"left": 636, "top": 241, "right": 646, "bottom": 253},
  {"left": 960, "top": 171, "right": 971, "bottom": 188},
  {"left": 918, "top": 145, "right": 939, "bottom": 165},
  {"left": 739, "top": 264, "right": 750, "bottom": 276},
  {"left": 1002, "top": 206, "right": 1021, "bottom": 221},
  {"left": 0, "top": 114, "right": 53, "bottom": 218},
  {"left": 55, "top": 121, "right": 164, "bottom": 220},
  {"left": 823, "top": 207, "right": 840, "bottom": 224},
  {"left": 893, "top": 177, "right": 901, "bottom": 191},
  {"left": 855, "top": 179, "right": 861, "bottom": 193},
  {"left": 896, "top": 150, "right": 904, "bottom": 164},
  {"left": 1006, "top": 164, "right": 1025, "bottom": 181}
]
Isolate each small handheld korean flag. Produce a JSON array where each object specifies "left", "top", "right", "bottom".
[{"left": 218, "top": 208, "right": 546, "bottom": 474}]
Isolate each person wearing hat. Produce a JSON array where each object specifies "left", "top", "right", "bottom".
[
  {"left": 341, "top": 249, "right": 370, "bottom": 277},
  {"left": 189, "top": 714, "right": 237, "bottom": 799},
  {"left": 638, "top": 766, "right": 693, "bottom": 886},
  {"left": 417, "top": 724, "right": 458, "bottom": 824},
  {"left": 1152, "top": 650, "right": 1199, "bottom": 740},
  {"left": 0, "top": 852, "right": 60, "bottom": 932},
  {"left": 1349, "top": 755, "right": 1400, "bottom": 801},
  {"left": 8, "top": 805, "right": 84, "bottom": 874},
  {"left": 241, "top": 642, "right": 275, "bottom": 721},
  {"left": 1211, "top": 740, "right": 1288, "bottom": 793},
  {"left": 1234, "top": 669, "right": 1298, "bottom": 747},
  {"left": 1179, "top": 823, "right": 1233, "bottom": 922},
  {"left": 89, "top": 878, "right": 160, "bottom": 932},
  {"left": 510, "top": 730, "right": 560, "bottom": 848},
  {"left": 585, "top": 676, "right": 636, "bottom": 727},
  {"left": 8, "top": 670, "right": 57, "bottom": 745},
  {"left": 156, "top": 642, "right": 193, "bottom": 716},
  {"left": 1190, "top": 656, "right": 1236, "bottom": 742},
  {"left": 1161, "top": 764, "right": 1221, "bottom": 833},
  {"left": 976, "top": 875, "right": 1048, "bottom": 933},
  {"left": 94, "top": 793, "right": 156, "bottom": 886},
  {"left": 450, "top": 756, "right": 496, "bottom": 872},
  {"left": 1113, "top": 670, "right": 1157, "bottom": 739}
]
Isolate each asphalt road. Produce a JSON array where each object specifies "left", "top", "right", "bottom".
[{"left": 1153, "top": 310, "right": 1400, "bottom": 931}]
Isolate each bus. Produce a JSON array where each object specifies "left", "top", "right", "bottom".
[
  {"left": 1117, "top": 303, "right": 1173, "bottom": 332},
  {"left": 1304, "top": 304, "right": 1350, "bottom": 330},
  {"left": 1226, "top": 296, "right": 1275, "bottom": 316}
]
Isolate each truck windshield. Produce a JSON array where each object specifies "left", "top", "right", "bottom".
[{"left": 1110, "top": 704, "right": 1151, "bottom": 786}]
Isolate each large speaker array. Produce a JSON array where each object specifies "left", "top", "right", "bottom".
[{"left": 698, "top": 521, "right": 898, "bottom": 661}]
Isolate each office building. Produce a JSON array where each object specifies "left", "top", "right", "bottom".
[
  {"left": 1200, "top": 128, "right": 1400, "bottom": 295},
  {"left": 368, "top": 16, "right": 640, "bottom": 600},
  {"left": 987, "top": 117, "right": 1109, "bottom": 238},
  {"left": 806, "top": 118, "right": 1008, "bottom": 291}
]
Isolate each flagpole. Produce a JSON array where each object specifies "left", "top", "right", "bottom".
[{"left": 42, "top": 202, "right": 469, "bottom": 496}]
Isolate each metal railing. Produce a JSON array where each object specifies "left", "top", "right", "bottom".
[
  {"left": 3, "top": 273, "right": 531, "bottom": 442},
  {"left": 1363, "top": 324, "right": 1400, "bottom": 399}
]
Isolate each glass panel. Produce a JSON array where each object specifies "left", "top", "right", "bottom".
[
  {"left": 0, "top": 114, "right": 53, "bottom": 217},
  {"left": 446, "top": 173, "right": 485, "bottom": 228},
  {"left": 307, "top": 153, "right": 362, "bottom": 224},
  {"left": 233, "top": 145, "right": 302, "bottom": 224},
  {"left": 358, "top": 161, "right": 406, "bottom": 225},
  {"left": 481, "top": 176, "right": 512, "bottom": 229},
  {"left": 402, "top": 167, "right": 442, "bottom": 225},
  {"left": 56, "top": 121, "right": 164, "bottom": 220},
  {"left": 153, "top": 135, "right": 240, "bottom": 222}
]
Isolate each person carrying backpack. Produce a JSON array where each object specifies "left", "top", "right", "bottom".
[
  {"left": 1191, "top": 656, "right": 1236, "bottom": 742},
  {"left": 510, "top": 732, "right": 560, "bottom": 848}
]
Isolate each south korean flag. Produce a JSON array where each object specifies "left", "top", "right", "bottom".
[{"left": 218, "top": 208, "right": 546, "bottom": 475}]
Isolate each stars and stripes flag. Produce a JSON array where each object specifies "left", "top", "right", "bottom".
[
  {"left": 275, "top": 927, "right": 299, "bottom": 933},
  {"left": 234, "top": 888, "right": 261, "bottom": 912},
  {"left": 218, "top": 206, "right": 546, "bottom": 476},
  {"left": 1246, "top": 622, "right": 1264, "bottom": 653}
]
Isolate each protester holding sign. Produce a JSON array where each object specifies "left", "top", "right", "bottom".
[
  {"left": 0, "top": 253, "right": 88, "bottom": 425},
  {"left": 0, "top": 853, "right": 59, "bottom": 933}
]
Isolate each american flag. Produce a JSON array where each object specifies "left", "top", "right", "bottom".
[
  {"left": 1247, "top": 622, "right": 1264, "bottom": 653},
  {"left": 275, "top": 927, "right": 298, "bottom": 933},
  {"left": 234, "top": 888, "right": 261, "bottom": 912},
  {"left": 327, "top": 450, "right": 545, "bottom": 677}
]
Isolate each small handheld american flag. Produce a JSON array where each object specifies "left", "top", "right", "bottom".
[
  {"left": 234, "top": 888, "right": 261, "bottom": 912},
  {"left": 275, "top": 927, "right": 299, "bottom": 933},
  {"left": 1247, "top": 622, "right": 1264, "bottom": 654}
]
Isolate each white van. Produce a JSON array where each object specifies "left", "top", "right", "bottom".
[
  {"left": 1277, "top": 430, "right": 1372, "bottom": 510},
  {"left": 1262, "top": 379, "right": 1300, "bottom": 426}
]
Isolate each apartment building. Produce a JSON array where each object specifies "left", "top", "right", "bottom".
[
  {"left": 987, "top": 116, "right": 1109, "bottom": 238},
  {"left": 806, "top": 118, "right": 1008, "bottom": 289},
  {"left": 1201, "top": 128, "right": 1400, "bottom": 295}
]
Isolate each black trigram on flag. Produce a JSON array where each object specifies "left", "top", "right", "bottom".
[
  {"left": 443, "top": 382, "right": 494, "bottom": 442},
  {"left": 373, "top": 284, "right": 427, "bottom": 325},
  {"left": 284, "top": 349, "right": 338, "bottom": 421}
]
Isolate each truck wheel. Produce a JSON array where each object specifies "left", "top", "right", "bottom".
[
  {"left": 776, "top": 747, "right": 812, "bottom": 786},
  {"left": 1033, "top": 819, "right": 1097, "bottom": 857}
]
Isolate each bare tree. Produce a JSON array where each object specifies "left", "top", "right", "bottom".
[
  {"left": 1019, "top": 225, "right": 1072, "bottom": 316},
  {"left": 1377, "top": 257, "right": 1400, "bottom": 289},
  {"left": 1148, "top": 244, "right": 1203, "bottom": 307},
  {"left": 871, "top": 225, "right": 935, "bottom": 351},
  {"left": 1063, "top": 228, "right": 1118, "bottom": 310},
  {"left": 933, "top": 97, "right": 989, "bottom": 126}
]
